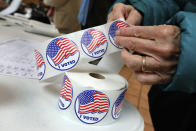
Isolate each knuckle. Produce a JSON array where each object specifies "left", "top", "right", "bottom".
[
  {"left": 152, "top": 60, "right": 162, "bottom": 71},
  {"left": 127, "top": 39, "right": 136, "bottom": 51},
  {"left": 171, "top": 26, "right": 181, "bottom": 37},
  {"left": 128, "top": 61, "right": 138, "bottom": 70},
  {"left": 126, "top": 5, "right": 134, "bottom": 10},
  {"left": 160, "top": 25, "right": 180, "bottom": 37},
  {"left": 153, "top": 58, "right": 177, "bottom": 72},
  {"left": 166, "top": 26, "right": 176, "bottom": 35},
  {"left": 161, "top": 62, "right": 174, "bottom": 72},
  {"left": 160, "top": 28, "right": 170, "bottom": 37},
  {"left": 163, "top": 62, "right": 173, "bottom": 70},
  {"left": 160, "top": 44, "right": 175, "bottom": 58}
]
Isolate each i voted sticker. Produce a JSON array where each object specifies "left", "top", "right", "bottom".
[
  {"left": 58, "top": 75, "right": 73, "bottom": 110},
  {"left": 75, "top": 90, "right": 110, "bottom": 124},
  {"left": 46, "top": 38, "right": 80, "bottom": 71},
  {"left": 108, "top": 20, "right": 129, "bottom": 49},
  {"left": 112, "top": 89, "right": 127, "bottom": 119},
  {"left": 34, "top": 50, "right": 45, "bottom": 80},
  {"left": 81, "top": 29, "right": 108, "bottom": 58}
]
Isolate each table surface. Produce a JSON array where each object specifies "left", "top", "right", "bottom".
[{"left": 0, "top": 19, "right": 144, "bottom": 131}]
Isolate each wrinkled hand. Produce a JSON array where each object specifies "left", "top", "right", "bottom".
[
  {"left": 107, "top": 3, "right": 142, "bottom": 25},
  {"left": 115, "top": 25, "right": 181, "bottom": 85}
]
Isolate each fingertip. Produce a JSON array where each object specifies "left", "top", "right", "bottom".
[
  {"left": 121, "top": 48, "right": 128, "bottom": 58},
  {"left": 121, "top": 48, "right": 130, "bottom": 54},
  {"left": 121, "top": 48, "right": 133, "bottom": 62},
  {"left": 113, "top": 36, "right": 117, "bottom": 45}
]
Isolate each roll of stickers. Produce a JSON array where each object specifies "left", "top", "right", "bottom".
[
  {"left": 58, "top": 72, "right": 128, "bottom": 125},
  {"left": 34, "top": 20, "right": 130, "bottom": 125},
  {"left": 0, "top": 19, "right": 131, "bottom": 126},
  {"left": 34, "top": 19, "right": 129, "bottom": 80}
]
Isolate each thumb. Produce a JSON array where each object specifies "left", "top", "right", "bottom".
[{"left": 126, "top": 9, "right": 143, "bottom": 25}]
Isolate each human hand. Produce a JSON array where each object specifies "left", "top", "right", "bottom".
[
  {"left": 115, "top": 25, "right": 181, "bottom": 85},
  {"left": 107, "top": 3, "right": 143, "bottom": 25}
]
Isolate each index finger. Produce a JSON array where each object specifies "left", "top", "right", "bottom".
[{"left": 116, "top": 25, "right": 171, "bottom": 40}]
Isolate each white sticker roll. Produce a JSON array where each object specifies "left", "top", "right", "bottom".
[{"left": 58, "top": 72, "right": 128, "bottom": 125}]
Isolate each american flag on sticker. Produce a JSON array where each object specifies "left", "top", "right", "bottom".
[
  {"left": 78, "top": 91, "right": 109, "bottom": 114},
  {"left": 47, "top": 38, "right": 79, "bottom": 65},
  {"left": 115, "top": 20, "right": 129, "bottom": 29},
  {"left": 60, "top": 76, "right": 72, "bottom": 102},
  {"left": 114, "top": 90, "right": 126, "bottom": 115},
  {"left": 109, "top": 20, "right": 129, "bottom": 39},
  {"left": 85, "top": 30, "right": 107, "bottom": 53},
  {"left": 35, "top": 50, "right": 45, "bottom": 69}
]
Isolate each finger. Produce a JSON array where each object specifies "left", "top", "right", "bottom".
[
  {"left": 121, "top": 49, "right": 178, "bottom": 72},
  {"left": 107, "top": 12, "right": 114, "bottom": 23},
  {"left": 107, "top": 3, "right": 126, "bottom": 23},
  {"left": 107, "top": 13, "right": 116, "bottom": 23},
  {"left": 134, "top": 72, "right": 172, "bottom": 85},
  {"left": 115, "top": 35, "right": 158, "bottom": 55},
  {"left": 115, "top": 35, "right": 180, "bottom": 59},
  {"left": 121, "top": 48, "right": 142, "bottom": 71},
  {"left": 126, "top": 9, "right": 142, "bottom": 25},
  {"left": 116, "top": 25, "right": 180, "bottom": 40}
]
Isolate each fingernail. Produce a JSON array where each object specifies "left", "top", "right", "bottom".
[{"left": 116, "top": 30, "right": 120, "bottom": 35}]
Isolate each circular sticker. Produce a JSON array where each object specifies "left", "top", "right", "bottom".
[
  {"left": 81, "top": 28, "right": 108, "bottom": 58},
  {"left": 58, "top": 75, "right": 73, "bottom": 110},
  {"left": 46, "top": 38, "right": 80, "bottom": 71},
  {"left": 112, "top": 89, "right": 127, "bottom": 119},
  {"left": 108, "top": 20, "right": 129, "bottom": 49},
  {"left": 34, "top": 50, "right": 45, "bottom": 80},
  {"left": 75, "top": 90, "right": 110, "bottom": 124}
]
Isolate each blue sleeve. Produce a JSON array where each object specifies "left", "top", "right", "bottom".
[{"left": 128, "top": 0, "right": 181, "bottom": 25}]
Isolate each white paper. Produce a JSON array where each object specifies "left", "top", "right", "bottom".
[
  {"left": 0, "top": 0, "right": 22, "bottom": 16},
  {"left": 0, "top": 38, "right": 38, "bottom": 79}
]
